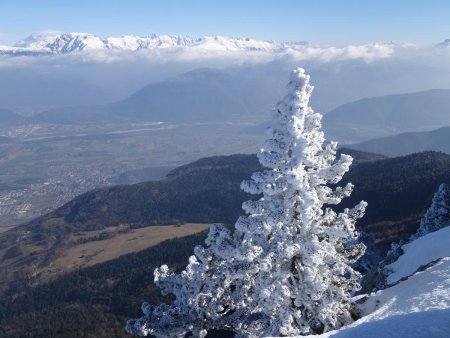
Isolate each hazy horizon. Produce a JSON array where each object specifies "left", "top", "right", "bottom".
[{"left": 1, "top": 0, "right": 450, "bottom": 46}]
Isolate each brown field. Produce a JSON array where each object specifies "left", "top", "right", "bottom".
[{"left": 47, "top": 223, "right": 211, "bottom": 274}]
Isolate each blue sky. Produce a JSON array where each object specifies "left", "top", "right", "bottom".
[{"left": 0, "top": 0, "right": 449, "bottom": 45}]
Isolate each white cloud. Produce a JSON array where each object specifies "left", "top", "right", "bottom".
[
  {"left": 0, "top": 32, "right": 414, "bottom": 66},
  {"left": 1, "top": 33, "right": 448, "bottom": 72},
  {"left": 76, "top": 42, "right": 400, "bottom": 64},
  {"left": 281, "top": 43, "right": 396, "bottom": 63}
]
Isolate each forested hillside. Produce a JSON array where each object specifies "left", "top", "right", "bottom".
[{"left": 0, "top": 150, "right": 449, "bottom": 336}]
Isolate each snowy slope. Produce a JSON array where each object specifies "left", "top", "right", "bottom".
[
  {"left": 268, "top": 226, "right": 450, "bottom": 338},
  {"left": 386, "top": 225, "right": 450, "bottom": 284},
  {"left": 355, "top": 257, "right": 450, "bottom": 337},
  {"left": 296, "top": 258, "right": 450, "bottom": 338}
]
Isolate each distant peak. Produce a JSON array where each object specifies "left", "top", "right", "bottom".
[
  {"left": 435, "top": 39, "right": 450, "bottom": 48},
  {"left": 0, "top": 32, "right": 401, "bottom": 64}
]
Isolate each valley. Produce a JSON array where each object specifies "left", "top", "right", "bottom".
[
  {"left": 0, "top": 150, "right": 447, "bottom": 294},
  {"left": 0, "top": 120, "right": 263, "bottom": 229},
  {"left": 1, "top": 3, "right": 450, "bottom": 336}
]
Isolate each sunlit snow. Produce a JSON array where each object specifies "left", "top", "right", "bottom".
[
  {"left": 269, "top": 226, "right": 450, "bottom": 338},
  {"left": 386, "top": 225, "right": 450, "bottom": 284}
]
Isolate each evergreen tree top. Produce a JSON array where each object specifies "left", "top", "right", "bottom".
[{"left": 127, "top": 68, "right": 367, "bottom": 337}]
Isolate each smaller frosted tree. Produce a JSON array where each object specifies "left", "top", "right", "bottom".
[
  {"left": 415, "top": 183, "right": 450, "bottom": 237},
  {"left": 126, "top": 68, "right": 367, "bottom": 337},
  {"left": 378, "top": 183, "right": 450, "bottom": 289}
]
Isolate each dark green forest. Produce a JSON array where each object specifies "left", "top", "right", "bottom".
[
  {"left": 0, "top": 233, "right": 207, "bottom": 337},
  {"left": 1, "top": 150, "right": 450, "bottom": 337}
]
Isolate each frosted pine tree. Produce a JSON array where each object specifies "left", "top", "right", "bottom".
[
  {"left": 378, "top": 183, "right": 450, "bottom": 289},
  {"left": 126, "top": 68, "right": 367, "bottom": 337},
  {"left": 415, "top": 183, "right": 450, "bottom": 237}
]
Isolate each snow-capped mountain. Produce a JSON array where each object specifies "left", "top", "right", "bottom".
[
  {"left": 0, "top": 32, "right": 402, "bottom": 63},
  {"left": 11, "top": 33, "right": 200, "bottom": 54},
  {"left": 0, "top": 32, "right": 303, "bottom": 56},
  {"left": 435, "top": 38, "right": 450, "bottom": 48}
]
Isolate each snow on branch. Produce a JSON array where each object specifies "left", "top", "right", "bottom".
[{"left": 126, "top": 68, "right": 367, "bottom": 337}]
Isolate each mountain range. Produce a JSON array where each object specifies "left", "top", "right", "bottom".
[
  {"left": 347, "top": 126, "right": 450, "bottom": 156},
  {"left": 4, "top": 79, "right": 450, "bottom": 151},
  {"left": 1, "top": 71, "right": 443, "bottom": 131},
  {"left": 3, "top": 70, "right": 450, "bottom": 156},
  {"left": 322, "top": 89, "right": 450, "bottom": 142},
  {"left": 34, "top": 68, "right": 283, "bottom": 124},
  {"left": 0, "top": 32, "right": 308, "bottom": 56}
]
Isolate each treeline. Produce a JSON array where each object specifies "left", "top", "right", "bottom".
[
  {"left": 0, "top": 232, "right": 207, "bottom": 337},
  {"left": 1, "top": 151, "right": 450, "bottom": 336}
]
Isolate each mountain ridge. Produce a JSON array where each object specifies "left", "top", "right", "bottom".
[
  {"left": 1, "top": 152, "right": 450, "bottom": 337},
  {"left": 2, "top": 150, "right": 450, "bottom": 293},
  {"left": 0, "top": 32, "right": 307, "bottom": 56},
  {"left": 33, "top": 67, "right": 284, "bottom": 124},
  {"left": 323, "top": 88, "right": 450, "bottom": 142},
  {"left": 346, "top": 125, "right": 450, "bottom": 156}
]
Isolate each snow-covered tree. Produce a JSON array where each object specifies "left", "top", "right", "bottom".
[
  {"left": 126, "top": 68, "right": 367, "bottom": 337},
  {"left": 415, "top": 183, "right": 450, "bottom": 238},
  {"left": 377, "top": 183, "right": 450, "bottom": 289}
]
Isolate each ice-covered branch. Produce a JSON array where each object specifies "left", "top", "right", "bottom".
[{"left": 127, "top": 68, "right": 366, "bottom": 337}]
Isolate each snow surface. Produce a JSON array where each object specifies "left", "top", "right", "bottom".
[
  {"left": 268, "top": 226, "right": 450, "bottom": 338},
  {"left": 386, "top": 225, "right": 450, "bottom": 284},
  {"left": 6, "top": 32, "right": 292, "bottom": 54},
  {"left": 0, "top": 32, "right": 398, "bottom": 63}
]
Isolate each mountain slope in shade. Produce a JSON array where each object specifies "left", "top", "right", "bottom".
[
  {"left": 346, "top": 126, "right": 450, "bottom": 156},
  {"left": 106, "top": 68, "right": 281, "bottom": 122},
  {"left": 1, "top": 153, "right": 449, "bottom": 338},
  {"left": 34, "top": 68, "right": 285, "bottom": 124},
  {"left": 323, "top": 89, "right": 450, "bottom": 143},
  {"left": 3, "top": 149, "right": 450, "bottom": 294}
]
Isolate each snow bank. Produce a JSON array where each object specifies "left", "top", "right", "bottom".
[
  {"left": 267, "top": 226, "right": 450, "bottom": 338},
  {"left": 386, "top": 225, "right": 450, "bottom": 284},
  {"left": 268, "top": 257, "right": 450, "bottom": 338},
  {"left": 357, "top": 257, "right": 450, "bottom": 337}
]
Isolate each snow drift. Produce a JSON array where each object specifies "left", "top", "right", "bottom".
[{"left": 276, "top": 225, "right": 450, "bottom": 337}]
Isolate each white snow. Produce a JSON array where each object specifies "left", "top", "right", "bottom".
[
  {"left": 0, "top": 32, "right": 398, "bottom": 63},
  {"left": 386, "top": 225, "right": 450, "bottom": 284},
  {"left": 7, "top": 32, "right": 284, "bottom": 54},
  {"left": 268, "top": 260, "right": 450, "bottom": 337},
  {"left": 267, "top": 226, "right": 450, "bottom": 338},
  {"left": 126, "top": 68, "right": 368, "bottom": 337}
]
